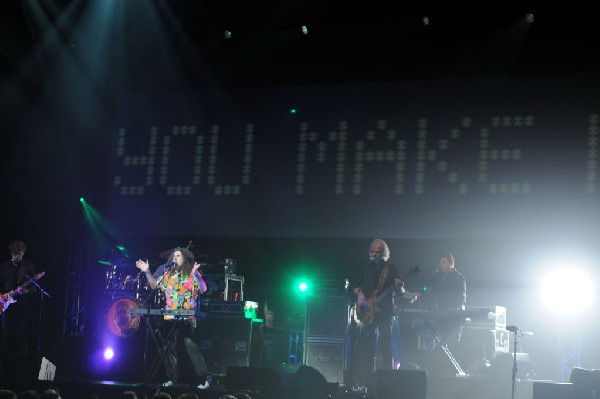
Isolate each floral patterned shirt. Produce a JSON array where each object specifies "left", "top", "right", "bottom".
[{"left": 157, "top": 270, "right": 200, "bottom": 318}]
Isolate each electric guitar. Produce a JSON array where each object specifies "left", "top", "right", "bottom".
[
  {"left": 0, "top": 272, "right": 46, "bottom": 314},
  {"left": 353, "top": 265, "right": 420, "bottom": 327}
]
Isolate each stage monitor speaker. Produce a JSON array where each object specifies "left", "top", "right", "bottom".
[
  {"left": 225, "top": 366, "right": 281, "bottom": 395},
  {"left": 373, "top": 369, "right": 427, "bottom": 399},
  {"left": 276, "top": 364, "right": 329, "bottom": 394},
  {"left": 305, "top": 295, "right": 348, "bottom": 339},
  {"left": 570, "top": 367, "right": 600, "bottom": 399},
  {"left": 197, "top": 317, "right": 253, "bottom": 374},
  {"left": 304, "top": 339, "right": 347, "bottom": 384},
  {"left": 532, "top": 381, "right": 575, "bottom": 399}
]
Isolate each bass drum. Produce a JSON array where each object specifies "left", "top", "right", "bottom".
[{"left": 106, "top": 297, "right": 142, "bottom": 337}]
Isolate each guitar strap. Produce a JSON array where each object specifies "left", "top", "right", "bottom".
[{"left": 376, "top": 263, "right": 390, "bottom": 296}]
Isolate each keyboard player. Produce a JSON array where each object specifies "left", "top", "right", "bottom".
[
  {"left": 136, "top": 247, "right": 208, "bottom": 387},
  {"left": 422, "top": 253, "right": 466, "bottom": 311},
  {"left": 395, "top": 253, "right": 467, "bottom": 372}
]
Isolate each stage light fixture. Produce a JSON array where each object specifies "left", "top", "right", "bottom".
[
  {"left": 539, "top": 267, "right": 594, "bottom": 316},
  {"left": 224, "top": 30, "right": 232, "bottom": 39},
  {"left": 103, "top": 347, "right": 115, "bottom": 361},
  {"left": 301, "top": 25, "right": 308, "bottom": 35},
  {"left": 294, "top": 277, "right": 312, "bottom": 295},
  {"left": 422, "top": 16, "right": 430, "bottom": 26},
  {"left": 525, "top": 13, "right": 534, "bottom": 23}
]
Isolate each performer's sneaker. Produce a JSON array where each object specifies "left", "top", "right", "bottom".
[
  {"left": 351, "top": 385, "right": 367, "bottom": 393},
  {"left": 162, "top": 380, "right": 174, "bottom": 387},
  {"left": 197, "top": 375, "right": 211, "bottom": 389}
]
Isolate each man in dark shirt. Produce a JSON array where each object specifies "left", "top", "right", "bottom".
[
  {"left": 349, "top": 239, "right": 402, "bottom": 389},
  {"left": 428, "top": 253, "right": 466, "bottom": 311},
  {"left": 405, "top": 253, "right": 467, "bottom": 375},
  {"left": 0, "top": 240, "right": 40, "bottom": 380}
]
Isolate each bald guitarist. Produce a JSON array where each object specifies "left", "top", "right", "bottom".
[{"left": 349, "top": 238, "right": 403, "bottom": 390}]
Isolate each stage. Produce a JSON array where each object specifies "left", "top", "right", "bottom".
[{"left": 0, "top": 369, "right": 573, "bottom": 399}]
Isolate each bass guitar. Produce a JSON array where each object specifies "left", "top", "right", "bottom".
[
  {"left": 0, "top": 272, "right": 46, "bottom": 314},
  {"left": 353, "top": 264, "right": 420, "bottom": 327}
]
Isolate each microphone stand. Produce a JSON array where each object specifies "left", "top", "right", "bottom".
[
  {"left": 20, "top": 270, "right": 51, "bottom": 357},
  {"left": 510, "top": 327, "right": 519, "bottom": 399},
  {"left": 20, "top": 271, "right": 51, "bottom": 300}
]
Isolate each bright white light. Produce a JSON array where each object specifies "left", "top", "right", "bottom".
[
  {"left": 103, "top": 347, "right": 115, "bottom": 360},
  {"left": 539, "top": 267, "right": 594, "bottom": 315}
]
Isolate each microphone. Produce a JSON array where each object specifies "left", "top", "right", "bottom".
[
  {"left": 162, "top": 260, "right": 177, "bottom": 272},
  {"left": 370, "top": 257, "right": 383, "bottom": 266},
  {"left": 506, "top": 325, "right": 519, "bottom": 333}
]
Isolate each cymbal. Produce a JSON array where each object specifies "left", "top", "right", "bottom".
[
  {"left": 97, "top": 260, "right": 113, "bottom": 266},
  {"left": 159, "top": 247, "right": 213, "bottom": 259},
  {"left": 159, "top": 248, "right": 176, "bottom": 259}
]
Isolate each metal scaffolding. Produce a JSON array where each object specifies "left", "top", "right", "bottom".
[{"left": 63, "top": 238, "right": 90, "bottom": 336}]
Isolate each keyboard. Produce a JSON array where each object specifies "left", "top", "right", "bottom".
[
  {"left": 394, "top": 306, "right": 497, "bottom": 322},
  {"left": 127, "top": 308, "right": 196, "bottom": 317}
]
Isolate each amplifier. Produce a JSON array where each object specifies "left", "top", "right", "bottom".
[
  {"left": 303, "top": 339, "right": 348, "bottom": 384},
  {"left": 464, "top": 305, "right": 506, "bottom": 330},
  {"left": 305, "top": 295, "right": 349, "bottom": 339},
  {"left": 198, "top": 299, "right": 245, "bottom": 318},
  {"left": 197, "top": 317, "right": 263, "bottom": 374},
  {"left": 459, "top": 327, "right": 509, "bottom": 365}
]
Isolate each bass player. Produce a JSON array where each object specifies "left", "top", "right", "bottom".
[{"left": 349, "top": 238, "right": 404, "bottom": 391}]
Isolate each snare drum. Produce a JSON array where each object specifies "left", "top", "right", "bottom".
[{"left": 106, "top": 297, "right": 142, "bottom": 337}]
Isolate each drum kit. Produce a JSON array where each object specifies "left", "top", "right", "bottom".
[{"left": 99, "top": 245, "right": 152, "bottom": 337}]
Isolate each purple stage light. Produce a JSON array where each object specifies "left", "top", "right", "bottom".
[{"left": 103, "top": 347, "right": 115, "bottom": 360}]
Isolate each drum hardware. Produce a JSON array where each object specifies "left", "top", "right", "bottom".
[
  {"left": 106, "top": 297, "right": 142, "bottom": 337},
  {"left": 105, "top": 287, "right": 165, "bottom": 337},
  {"left": 104, "top": 264, "right": 150, "bottom": 293}
]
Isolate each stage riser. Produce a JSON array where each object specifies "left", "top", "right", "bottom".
[
  {"left": 373, "top": 369, "right": 427, "bottom": 399},
  {"left": 428, "top": 375, "right": 521, "bottom": 399}
]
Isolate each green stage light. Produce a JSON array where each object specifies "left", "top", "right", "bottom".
[
  {"left": 294, "top": 277, "right": 312, "bottom": 295},
  {"left": 80, "top": 197, "right": 85, "bottom": 203}
]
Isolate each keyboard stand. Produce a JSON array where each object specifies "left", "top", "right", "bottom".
[
  {"left": 432, "top": 318, "right": 469, "bottom": 377},
  {"left": 143, "top": 314, "right": 193, "bottom": 383},
  {"left": 127, "top": 306, "right": 198, "bottom": 383}
]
